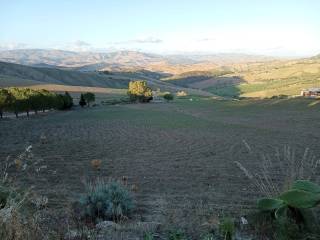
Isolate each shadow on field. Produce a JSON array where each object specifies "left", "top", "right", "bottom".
[{"left": 203, "top": 76, "right": 245, "bottom": 98}]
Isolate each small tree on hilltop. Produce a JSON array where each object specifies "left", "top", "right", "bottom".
[
  {"left": 127, "top": 80, "right": 153, "bottom": 103},
  {"left": 163, "top": 93, "right": 174, "bottom": 102},
  {"left": 83, "top": 92, "right": 95, "bottom": 107},
  {"left": 79, "top": 93, "right": 86, "bottom": 107}
]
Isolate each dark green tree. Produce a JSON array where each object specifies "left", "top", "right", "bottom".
[
  {"left": 163, "top": 93, "right": 174, "bottom": 102},
  {"left": 57, "top": 91, "right": 73, "bottom": 110},
  {"left": 83, "top": 92, "right": 95, "bottom": 107},
  {"left": 79, "top": 93, "right": 87, "bottom": 107},
  {"left": 0, "top": 88, "right": 13, "bottom": 119},
  {"left": 8, "top": 88, "right": 29, "bottom": 118}
]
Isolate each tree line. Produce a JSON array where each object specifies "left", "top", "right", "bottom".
[{"left": 0, "top": 87, "right": 73, "bottom": 118}]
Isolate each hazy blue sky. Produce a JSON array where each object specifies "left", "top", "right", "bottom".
[{"left": 1, "top": 0, "right": 320, "bottom": 56}]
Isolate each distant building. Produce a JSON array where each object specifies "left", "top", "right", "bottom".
[{"left": 301, "top": 88, "right": 320, "bottom": 98}]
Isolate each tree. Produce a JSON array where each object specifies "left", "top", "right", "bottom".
[
  {"left": 83, "top": 92, "right": 95, "bottom": 107},
  {"left": 0, "top": 89, "right": 13, "bottom": 119},
  {"left": 163, "top": 93, "right": 174, "bottom": 102},
  {"left": 57, "top": 92, "right": 73, "bottom": 110},
  {"left": 79, "top": 93, "right": 86, "bottom": 107},
  {"left": 26, "top": 89, "right": 43, "bottom": 114},
  {"left": 8, "top": 88, "right": 29, "bottom": 118},
  {"left": 127, "top": 81, "right": 153, "bottom": 103}
]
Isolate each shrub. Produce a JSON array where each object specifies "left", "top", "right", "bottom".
[
  {"left": 77, "top": 179, "right": 134, "bottom": 223},
  {"left": 163, "top": 93, "right": 174, "bottom": 102}
]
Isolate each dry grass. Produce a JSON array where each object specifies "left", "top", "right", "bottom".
[
  {"left": 90, "top": 159, "right": 102, "bottom": 170},
  {"left": 235, "top": 142, "right": 320, "bottom": 198}
]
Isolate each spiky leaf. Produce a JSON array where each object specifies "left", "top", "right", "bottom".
[
  {"left": 292, "top": 180, "right": 320, "bottom": 194},
  {"left": 257, "top": 198, "right": 285, "bottom": 211},
  {"left": 279, "top": 189, "right": 320, "bottom": 208}
]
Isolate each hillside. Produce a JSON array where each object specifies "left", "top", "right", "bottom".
[
  {"left": 0, "top": 61, "right": 214, "bottom": 97},
  {"left": 0, "top": 61, "right": 130, "bottom": 88},
  {"left": 1, "top": 49, "right": 319, "bottom": 98},
  {"left": 165, "top": 57, "right": 320, "bottom": 98}
]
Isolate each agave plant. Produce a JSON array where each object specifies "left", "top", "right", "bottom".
[{"left": 257, "top": 180, "right": 320, "bottom": 219}]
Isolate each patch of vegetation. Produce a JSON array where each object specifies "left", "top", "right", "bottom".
[
  {"left": 76, "top": 179, "right": 134, "bottom": 223},
  {"left": 79, "top": 93, "right": 87, "bottom": 107},
  {"left": 168, "top": 229, "right": 188, "bottom": 240},
  {"left": 127, "top": 80, "right": 153, "bottom": 103},
  {"left": 0, "top": 87, "right": 73, "bottom": 118},
  {"left": 218, "top": 217, "right": 235, "bottom": 240},
  {"left": 163, "top": 92, "right": 174, "bottom": 102},
  {"left": 83, "top": 92, "right": 95, "bottom": 107}
]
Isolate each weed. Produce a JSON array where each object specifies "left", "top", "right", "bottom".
[
  {"left": 169, "top": 229, "right": 188, "bottom": 240},
  {"left": 144, "top": 231, "right": 155, "bottom": 240},
  {"left": 218, "top": 217, "right": 235, "bottom": 240}
]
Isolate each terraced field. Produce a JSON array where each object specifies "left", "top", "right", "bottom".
[{"left": 0, "top": 98, "right": 320, "bottom": 233}]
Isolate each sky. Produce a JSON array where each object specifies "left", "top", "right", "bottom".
[{"left": 1, "top": 0, "right": 320, "bottom": 56}]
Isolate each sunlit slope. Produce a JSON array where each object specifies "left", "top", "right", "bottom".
[{"left": 165, "top": 57, "right": 320, "bottom": 98}]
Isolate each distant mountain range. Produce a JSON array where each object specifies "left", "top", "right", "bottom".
[{"left": 0, "top": 49, "right": 276, "bottom": 73}]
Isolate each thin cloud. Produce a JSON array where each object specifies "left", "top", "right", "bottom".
[
  {"left": 0, "top": 42, "right": 29, "bottom": 50},
  {"left": 73, "top": 40, "right": 91, "bottom": 47},
  {"left": 112, "top": 37, "right": 163, "bottom": 45},
  {"left": 198, "top": 37, "right": 216, "bottom": 42}
]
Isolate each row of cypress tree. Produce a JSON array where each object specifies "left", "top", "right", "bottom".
[{"left": 0, "top": 87, "right": 73, "bottom": 118}]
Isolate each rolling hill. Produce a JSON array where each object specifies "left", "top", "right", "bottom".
[
  {"left": 164, "top": 57, "right": 320, "bottom": 98},
  {"left": 1, "top": 49, "right": 319, "bottom": 99},
  {"left": 0, "top": 61, "right": 214, "bottom": 97}
]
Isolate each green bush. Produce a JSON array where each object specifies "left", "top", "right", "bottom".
[
  {"left": 77, "top": 180, "right": 134, "bottom": 223},
  {"left": 163, "top": 93, "right": 174, "bottom": 102}
]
